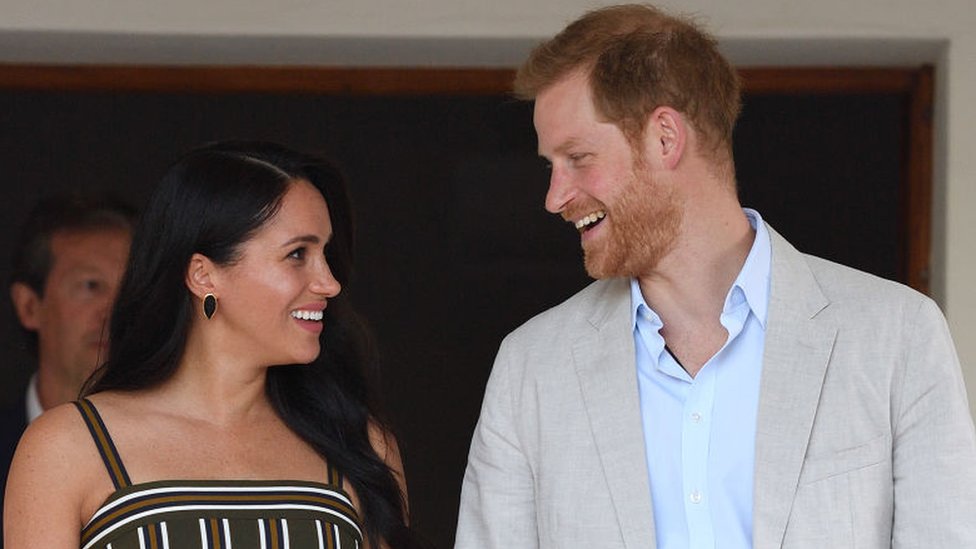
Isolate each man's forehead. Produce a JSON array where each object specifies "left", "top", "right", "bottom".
[
  {"left": 535, "top": 78, "right": 590, "bottom": 131},
  {"left": 48, "top": 228, "right": 130, "bottom": 266},
  {"left": 50, "top": 226, "right": 131, "bottom": 244},
  {"left": 534, "top": 81, "right": 625, "bottom": 156}
]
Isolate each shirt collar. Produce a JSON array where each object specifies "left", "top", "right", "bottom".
[
  {"left": 25, "top": 373, "right": 44, "bottom": 423},
  {"left": 630, "top": 279, "right": 662, "bottom": 330},
  {"left": 731, "top": 208, "right": 771, "bottom": 329},
  {"left": 630, "top": 208, "right": 771, "bottom": 329}
]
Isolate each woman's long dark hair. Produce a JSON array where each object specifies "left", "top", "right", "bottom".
[{"left": 85, "top": 141, "right": 417, "bottom": 547}]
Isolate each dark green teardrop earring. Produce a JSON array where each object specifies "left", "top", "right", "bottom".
[{"left": 204, "top": 293, "right": 218, "bottom": 319}]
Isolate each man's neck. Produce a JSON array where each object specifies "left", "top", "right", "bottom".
[
  {"left": 636, "top": 205, "right": 756, "bottom": 375},
  {"left": 640, "top": 203, "right": 754, "bottom": 309},
  {"left": 33, "top": 367, "right": 81, "bottom": 415}
]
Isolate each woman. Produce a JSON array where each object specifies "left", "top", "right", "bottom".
[{"left": 5, "top": 141, "right": 416, "bottom": 548}]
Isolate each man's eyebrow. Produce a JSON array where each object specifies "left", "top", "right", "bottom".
[{"left": 540, "top": 138, "right": 582, "bottom": 158}]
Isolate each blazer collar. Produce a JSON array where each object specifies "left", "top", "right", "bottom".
[
  {"left": 573, "top": 278, "right": 658, "bottom": 548},
  {"left": 753, "top": 224, "right": 838, "bottom": 549}
]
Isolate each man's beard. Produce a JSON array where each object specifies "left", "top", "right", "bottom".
[{"left": 583, "top": 168, "right": 682, "bottom": 279}]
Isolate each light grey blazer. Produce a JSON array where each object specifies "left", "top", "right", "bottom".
[{"left": 456, "top": 226, "right": 976, "bottom": 548}]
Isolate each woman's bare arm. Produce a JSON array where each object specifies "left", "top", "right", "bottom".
[
  {"left": 4, "top": 404, "right": 104, "bottom": 548},
  {"left": 368, "top": 421, "right": 408, "bottom": 518}
]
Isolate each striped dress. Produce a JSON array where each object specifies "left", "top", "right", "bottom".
[{"left": 74, "top": 399, "right": 364, "bottom": 549}]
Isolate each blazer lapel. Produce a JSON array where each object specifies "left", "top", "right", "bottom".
[
  {"left": 573, "top": 279, "right": 657, "bottom": 549},
  {"left": 753, "top": 227, "right": 838, "bottom": 549}
]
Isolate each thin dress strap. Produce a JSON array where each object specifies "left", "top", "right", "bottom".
[
  {"left": 74, "top": 398, "right": 132, "bottom": 490},
  {"left": 326, "top": 460, "right": 343, "bottom": 488}
]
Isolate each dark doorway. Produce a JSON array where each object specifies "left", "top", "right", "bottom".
[{"left": 0, "top": 65, "right": 932, "bottom": 547}]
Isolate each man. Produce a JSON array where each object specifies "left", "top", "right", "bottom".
[
  {"left": 1, "top": 193, "right": 134, "bottom": 542},
  {"left": 456, "top": 4, "right": 976, "bottom": 548}
]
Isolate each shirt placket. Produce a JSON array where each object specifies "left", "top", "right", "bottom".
[{"left": 681, "top": 363, "right": 716, "bottom": 549}]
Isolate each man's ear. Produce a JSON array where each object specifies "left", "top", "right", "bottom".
[
  {"left": 185, "top": 253, "right": 218, "bottom": 300},
  {"left": 644, "top": 106, "right": 687, "bottom": 170},
  {"left": 10, "top": 282, "right": 42, "bottom": 331}
]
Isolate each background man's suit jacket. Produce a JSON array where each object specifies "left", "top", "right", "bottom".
[
  {"left": 0, "top": 393, "right": 27, "bottom": 549},
  {"left": 457, "top": 225, "right": 976, "bottom": 548}
]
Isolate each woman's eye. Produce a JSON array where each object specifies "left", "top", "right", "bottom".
[{"left": 287, "top": 247, "right": 306, "bottom": 260}]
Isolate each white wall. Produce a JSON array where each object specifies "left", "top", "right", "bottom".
[{"left": 2, "top": 0, "right": 974, "bottom": 417}]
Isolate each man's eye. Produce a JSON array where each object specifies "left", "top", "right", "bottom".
[
  {"left": 569, "top": 153, "right": 590, "bottom": 163},
  {"left": 82, "top": 279, "right": 103, "bottom": 292}
]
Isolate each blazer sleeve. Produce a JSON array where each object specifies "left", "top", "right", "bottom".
[
  {"left": 455, "top": 336, "right": 539, "bottom": 549},
  {"left": 891, "top": 297, "right": 976, "bottom": 547}
]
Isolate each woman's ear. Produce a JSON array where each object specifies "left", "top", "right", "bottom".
[{"left": 185, "top": 253, "right": 217, "bottom": 300}]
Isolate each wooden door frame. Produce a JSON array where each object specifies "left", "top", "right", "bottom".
[{"left": 0, "top": 64, "right": 934, "bottom": 293}]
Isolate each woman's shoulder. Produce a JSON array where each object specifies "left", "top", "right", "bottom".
[
  {"left": 367, "top": 420, "right": 401, "bottom": 466},
  {"left": 367, "top": 419, "right": 408, "bottom": 500},
  {"left": 17, "top": 400, "right": 92, "bottom": 456},
  {"left": 22, "top": 392, "right": 134, "bottom": 443},
  {"left": 5, "top": 400, "right": 111, "bottom": 538},
  {"left": 12, "top": 399, "right": 118, "bottom": 486}
]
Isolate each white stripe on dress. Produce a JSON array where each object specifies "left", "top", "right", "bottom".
[
  {"left": 334, "top": 524, "right": 342, "bottom": 549},
  {"left": 82, "top": 503, "right": 361, "bottom": 549},
  {"left": 222, "top": 518, "right": 233, "bottom": 549},
  {"left": 137, "top": 527, "right": 147, "bottom": 549},
  {"left": 281, "top": 518, "right": 290, "bottom": 549},
  {"left": 86, "top": 484, "right": 353, "bottom": 523},
  {"left": 199, "top": 518, "right": 209, "bottom": 549},
  {"left": 258, "top": 519, "right": 267, "bottom": 549},
  {"left": 161, "top": 521, "right": 170, "bottom": 549},
  {"left": 315, "top": 520, "right": 325, "bottom": 549}
]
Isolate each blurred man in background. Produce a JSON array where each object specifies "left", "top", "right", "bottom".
[{"left": 1, "top": 192, "right": 134, "bottom": 543}]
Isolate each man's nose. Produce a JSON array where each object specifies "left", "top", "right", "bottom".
[{"left": 544, "top": 167, "right": 575, "bottom": 214}]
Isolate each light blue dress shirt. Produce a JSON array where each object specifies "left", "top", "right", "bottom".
[{"left": 632, "top": 209, "right": 771, "bottom": 549}]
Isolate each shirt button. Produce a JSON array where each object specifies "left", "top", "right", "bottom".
[
  {"left": 690, "top": 412, "right": 702, "bottom": 423},
  {"left": 690, "top": 490, "right": 702, "bottom": 504}
]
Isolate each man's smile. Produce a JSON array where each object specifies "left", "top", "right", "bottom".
[{"left": 572, "top": 210, "right": 606, "bottom": 233}]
